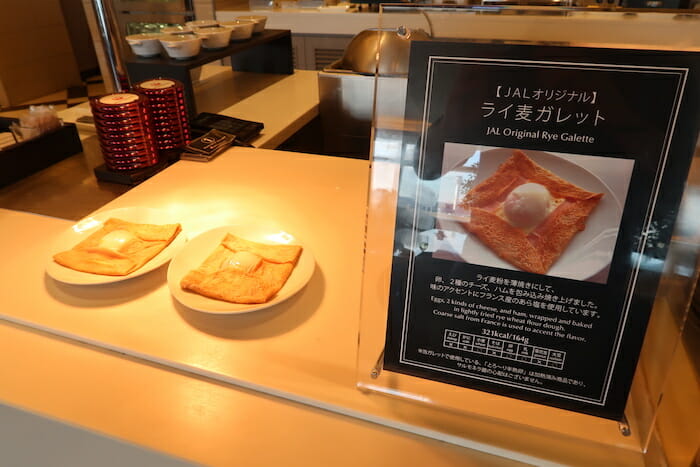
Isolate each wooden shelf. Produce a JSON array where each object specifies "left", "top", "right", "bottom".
[{"left": 125, "top": 29, "right": 294, "bottom": 118}]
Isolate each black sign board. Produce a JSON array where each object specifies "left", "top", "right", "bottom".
[{"left": 384, "top": 41, "right": 700, "bottom": 420}]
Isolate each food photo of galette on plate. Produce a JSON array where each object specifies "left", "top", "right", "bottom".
[
  {"left": 167, "top": 225, "right": 315, "bottom": 314},
  {"left": 460, "top": 150, "right": 603, "bottom": 275},
  {"left": 433, "top": 147, "right": 633, "bottom": 283},
  {"left": 47, "top": 207, "right": 186, "bottom": 285}
]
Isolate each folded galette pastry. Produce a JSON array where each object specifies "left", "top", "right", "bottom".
[
  {"left": 53, "top": 218, "right": 182, "bottom": 276},
  {"left": 180, "top": 233, "right": 302, "bottom": 304},
  {"left": 460, "top": 150, "right": 603, "bottom": 275}
]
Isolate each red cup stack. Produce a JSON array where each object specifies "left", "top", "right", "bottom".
[
  {"left": 90, "top": 92, "right": 159, "bottom": 171},
  {"left": 132, "top": 78, "right": 191, "bottom": 154}
]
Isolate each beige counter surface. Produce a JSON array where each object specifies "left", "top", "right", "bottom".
[
  {"left": 0, "top": 287, "right": 514, "bottom": 467},
  {"left": 0, "top": 147, "right": 649, "bottom": 466}
]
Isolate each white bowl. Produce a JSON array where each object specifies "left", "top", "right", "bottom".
[
  {"left": 194, "top": 26, "right": 231, "bottom": 49},
  {"left": 126, "top": 33, "right": 163, "bottom": 57},
  {"left": 161, "top": 25, "right": 193, "bottom": 35},
  {"left": 186, "top": 19, "right": 219, "bottom": 29},
  {"left": 235, "top": 15, "right": 267, "bottom": 34},
  {"left": 220, "top": 20, "right": 255, "bottom": 41},
  {"left": 159, "top": 35, "right": 202, "bottom": 60}
]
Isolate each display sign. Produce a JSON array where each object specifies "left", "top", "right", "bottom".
[{"left": 383, "top": 41, "right": 700, "bottom": 419}]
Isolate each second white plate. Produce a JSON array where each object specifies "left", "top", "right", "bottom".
[{"left": 167, "top": 225, "right": 315, "bottom": 314}]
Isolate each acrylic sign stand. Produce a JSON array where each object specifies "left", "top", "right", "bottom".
[{"left": 357, "top": 5, "right": 699, "bottom": 464}]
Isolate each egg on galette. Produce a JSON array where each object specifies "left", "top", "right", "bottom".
[
  {"left": 460, "top": 150, "right": 603, "bottom": 275},
  {"left": 180, "top": 233, "right": 302, "bottom": 304},
  {"left": 53, "top": 218, "right": 182, "bottom": 276}
]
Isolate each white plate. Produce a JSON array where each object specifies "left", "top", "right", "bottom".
[
  {"left": 46, "top": 207, "right": 187, "bottom": 285},
  {"left": 436, "top": 148, "right": 625, "bottom": 282},
  {"left": 167, "top": 225, "right": 315, "bottom": 314}
]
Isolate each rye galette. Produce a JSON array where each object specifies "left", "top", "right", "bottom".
[
  {"left": 54, "top": 218, "right": 182, "bottom": 276},
  {"left": 180, "top": 233, "right": 302, "bottom": 304}
]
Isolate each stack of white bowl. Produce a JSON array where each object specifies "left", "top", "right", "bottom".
[
  {"left": 219, "top": 19, "right": 256, "bottom": 42},
  {"left": 126, "top": 33, "right": 165, "bottom": 58},
  {"left": 158, "top": 34, "right": 202, "bottom": 60},
  {"left": 126, "top": 17, "right": 267, "bottom": 60},
  {"left": 236, "top": 15, "right": 267, "bottom": 34},
  {"left": 192, "top": 26, "right": 232, "bottom": 50}
]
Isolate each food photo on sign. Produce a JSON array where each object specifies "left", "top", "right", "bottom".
[{"left": 430, "top": 144, "right": 634, "bottom": 284}]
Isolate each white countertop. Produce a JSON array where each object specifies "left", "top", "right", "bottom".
[
  {"left": 217, "top": 9, "right": 700, "bottom": 50},
  {"left": 193, "top": 66, "right": 319, "bottom": 148},
  {"left": 60, "top": 67, "right": 319, "bottom": 150},
  {"left": 218, "top": 8, "right": 378, "bottom": 35},
  {"left": 0, "top": 147, "right": 649, "bottom": 466}
]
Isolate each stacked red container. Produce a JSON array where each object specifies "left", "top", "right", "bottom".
[
  {"left": 133, "top": 79, "right": 191, "bottom": 154},
  {"left": 90, "top": 92, "right": 159, "bottom": 171}
]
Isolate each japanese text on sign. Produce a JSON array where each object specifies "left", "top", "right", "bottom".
[{"left": 481, "top": 86, "right": 606, "bottom": 127}]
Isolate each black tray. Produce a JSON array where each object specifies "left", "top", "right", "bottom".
[{"left": 0, "top": 118, "right": 82, "bottom": 188}]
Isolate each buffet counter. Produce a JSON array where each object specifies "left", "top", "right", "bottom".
[
  {"left": 0, "top": 67, "right": 318, "bottom": 221},
  {"left": 0, "top": 146, "right": 648, "bottom": 466},
  {"left": 216, "top": 8, "right": 700, "bottom": 50},
  {"left": 61, "top": 66, "right": 320, "bottom": 150},
  {"left": 0, "top": 216, "right": 505, "bottom": 467}
]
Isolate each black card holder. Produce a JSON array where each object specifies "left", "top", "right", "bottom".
[{"left": 190, "top": 112, "right": 264, "bottom": 145}]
